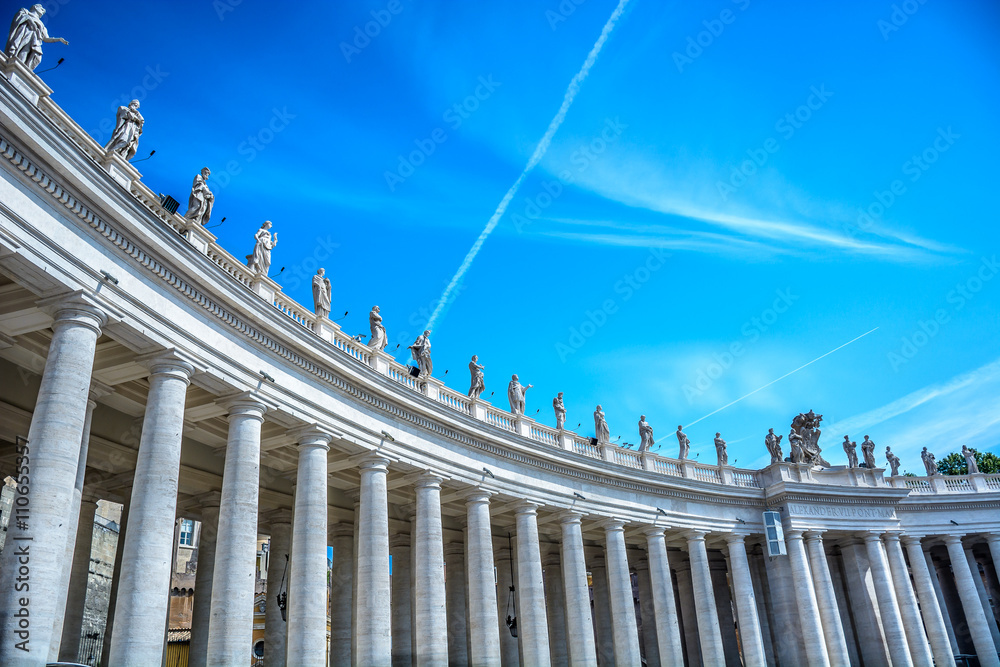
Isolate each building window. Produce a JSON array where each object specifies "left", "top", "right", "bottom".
[{"left": 179, "top": 519, "right": 194, "bottom": 546}]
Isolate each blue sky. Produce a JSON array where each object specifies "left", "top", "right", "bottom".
[{"left": 32, "top": 0, "right": 999, "bottom": 472}]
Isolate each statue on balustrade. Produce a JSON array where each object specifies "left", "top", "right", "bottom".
[
  {"left": 312, "top": 268, "right": 331, "bottom": 318},
  {"left": 714, "top": 433, "right": 728, "bottom": 466},
  {"left": 594, "top": 406, "right": 610, "bottom": 444},
  {"left": 638, "top": 416, "right": 654, "bottom": 453},
  {"left": 789, "top": 410, "right": 830, "bottom": 467},
  {"left": 842, "top": 435, "right": 858, "bottom": 468},
  {"left": 788, "top": 431, "right": 804, "bottom": 463},
  {"left": 676, "top": 426, "right": 690, "bottom": 459},
  {"left": 409, "top": 330, "right": 432, "bottom": 378},
  {"left": 553, "top": 392, "right": 566, "bottom": 430},
  {"left": 105, "top": 99, "right": 144, "bottom": 160},
  {"left": 508, "top": 375, "right": 532, "bottom": 416},
  {"left": 765, "top": 428, "right": 783, "bottom": 464},
  {"left": 921, "top": 447, "right": 937, "bottom": 476},
  {"left": 5, "top": 5, "right": 67, "bottom": 71},
  {"left": 246, "top": 221, "right": 277, "bottom": 275},
  {"left": 183, "top": 167, "right": 215, "bottom": 225},
  {"left": 468, "top": 355, "right": 485, "bottom": 399},
  {"left": 861, "top": 435, "right": 877, "bottom": 469},
  {"left": 368, "top": 306, "right": 387, "bottom": 351},
  {"left": 963, "top": 445, "right": 979, "bottom": 474},
  {"left": 886, "top": 446, "right": 901, "bottom": 476}
]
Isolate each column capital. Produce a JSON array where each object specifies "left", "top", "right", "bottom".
[
  {"left": 601, "top": 518, "right": 628, "bottom": 533},
  {"left": 724, "top": 531, "right": 751, "bottom": 545},
  {"left": 37, "top": 290, "right": 115, "bottom": 334},
  {"left": 389, "top": 533, "right": 411, "bottom": 549},
  {"left": 683, "top": 528, "right": 709, "bottom": 542},
  {"left": 357, "top": 453, "right": 391, "bottom": 472},
  {"left": 463, "top": 488, "right": 494, "bottom": 505},
  {"left": 857, "top": 530, "right": 884, "bottom": 544},
  {"left": 783, "top": 528, "right": 805, "bottom": 540},
  {"left": 414, "top": 471, "right": 445, "bottom": 489},
  {"left": 881, "top": 531, "right": 904, "bottom": 544},
  {"left": 556, "top": 510, "right": 585, "bottom": 526},
  {"left": 900, "top": 534, "right": 926, "bottom": 547},
  {"left": 289, "top": 424, "right": 333, "bottom": 449},
  {"left": 803, "top": 529, "right": 826, "bottom": 542},
  {"left": 512, "top": 500, "right": 542, "bottom": 516},
  {"left": 941, "top": 534, "right": 965, "bottom": 546},
  {"left": 136, "top": 348, "right": 200, "bottom": 380},
  {"left": 641, "top": 525, "right": 666, "bottom": 538},
  {"left": 218, "top": 391, "right": 272, "bottom": 419},
  {"left": 264, "top": 508, "right": 293, "bottom": 527},
  {"left": 985, "top": 533, "right": 1000, "bottom": 546},
  {"left": 328, "top": 522, "right": 353, "bottom": 539},
  {"left": 89, "top": 378, "right": 114, "bottom": 401}
]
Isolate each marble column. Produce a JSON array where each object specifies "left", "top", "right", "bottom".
[
  {"left": 747, "top": 547, "right": 777, "bottom": 667},
  {"left": 900, "top": 537, "right": 953, "bottom": 666},
  {"left": 100, "top": 488, "right": 131, "bottom": 667},
  {"left": 0, "top": 294, "right": 107, "bottom": 667},
  {"left": 206, "top": 393, "right": 268, "bottom": 666},
  {"left": 603, "top": 520, "right": 641, "bottom": 665},
  {"left": 945, "top": 536, "right": 1000, "bottom": 666},
  {"left": 287, "top": 428, "right": 332, "bottom": 665},
  {"left": 390, "top": 534, "right": 413, "bottom": 667},
  {"left": 634, "top": 558, "right": 660, "bottom": 667},
  {"left": 882, "top": 534, "right": 934, "bottom": 667},
  {"left": 588, "top": 551, "right": 615, "bottom": 666},
  {"left": 356, "top": 455, "right": 392, "bottom": 666},
  {"left": 861, "top": 531, "right": 913, "bottom": 667},
  {"left": 966, "top": 546, "right": 1000, "bottom": 651},
  {"left": 784, "top": 529, "right": 831, "bottom": 667},
  {"left": 685, "top": 531, "right": 726, "bottom": 667},
  {"left": 838, "top": 541, "right": 890, "bottom": 666},
  {"left": 673, "top": 555, "right": 701, "bottom": 667},
  {"left": 987, "top": 535, "right": 1000, "bottom": 585},
  {"left": 445, "top": 541, "right": 470, "bottom": 666},
  {"left": 57, "top": 496, "right": 98, "bottom": 662},
  {"left": 330, "top": 523, "right": 354, "bottom": 667},
  {"left": 927, "top": 551, "right": 961, "bottom": 653},
  {"left": 514, "top": 502, "right": 550, "bottom": 666},
  {"left": 709, "top": 551, "right": 741, "bottom": 666},
  {"left": 465, "top": 491, "right": 500, "bottom": 667},
  {"left": 188, "top": 494, "right": 221, "bottom": 667},
  {"left": 413, "top": 473, "right": 448, "bottom": 666},
  {"left": 724, "top": 533, "right": 767, "bottom": 667},
  {"left": 108, "top": 352, "right": 195, "bottom": 666},
  {"left": 263, "top": 510, "right": 292, "bottom": 667},
  {"left": 802, "top": 531, "right": 851, "bottom": 666},
  {"left": 558, "top": 513, "right": 597, "bottom": 667},
  {"left": 643, "top": 528, "right": 684, "bottom": 667},
  {"left": 542, "top": 553, "right": 568, "bottom": 666},
  {"left": 494, "top": 546, "right": 519, "bottom": 667}
]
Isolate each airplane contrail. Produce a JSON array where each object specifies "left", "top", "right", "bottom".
[
  {"left": 684, "top": 327, "right": 880, "bottom": 429},
  {"left": 425, "top": 0, "right": 632, "bottom": 331}
]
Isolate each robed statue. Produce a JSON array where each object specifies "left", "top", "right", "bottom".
[
  {"left": 508, "top": 375, "right": 532, "bottom": 416},
  {"left": 184, "top": 167, "right": 214, "bottom": 225},
  {"left": 312, "top": 269, "right": 331, "bottom": 318},
  {"left": 6, "top": 5, "right": 67, "bottom": 71},
  {"left": 105, "top": 100, "right": 144, "bottom": 160},
  {"left": 409, "top": 330, "right": 432, "bottom": 378},
  {"left": 246, "top": 221, "right": 277, "bottom": 274}
]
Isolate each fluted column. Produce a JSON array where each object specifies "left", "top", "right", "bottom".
[
  {"left": 287, "top": 427, "right": 332, "bottom": 665},
  {"left": 188, "top": 493, "right": 221, "bottom": 667},
  {"left": 263, "top": 510, "right": 292, "bottom": 667},
  {"left": 802, "top": 531, "right": 850, "bottom": 666},
  {"left": 330, "top": 523, "right": 354, "bottom": 667},
  {"left": 465, "top": 491, "right": 501, "bottom": 667},
  {"left": 685, "top": 530, "right": 726, "bottom": 667},
  {"left": 356, "top": 455, "right": 392, "bottom": 666},
  {"left": 0, "top": 294, "right": 108, "bottom": 667},
  {"left": 494, "top": 546, "right": 519, "bottom": 667},
  {"left": 724, "top": 533, "right": 767, "bottom": 667},
  {"left": 445, "top": 541, "right": 470, "bottom": 666},
  {"left": 901, "top": 537, "right": 954, "bottom": 666},
  {"left": 515, "top": 502, "right": 550, "bottom": 666},
  {"left": 944, "top": 535, "right": 1000, "bottom": 666},
  {"left": 784, "top": 529, "right": 831, "bottom": 667},
  {"left": 883, "top": 534, "right": 933, "bottom": 667},
  {"left": 861, "top": 531, "right": 913, "bottom": 667},
  {"left": 558, "top": 513, "right": 597, "bottom": 667},
  {"left": 603, "top": 519, "right": 641, "bottom": 665},
  {"left": 634, "top": 558, "right": 659, "bottom": 667},
  {"left": 413, "top": 473, "right": 448, "bottom": 666},
  {"left": 643, "top": 528, "right": 683, "bottom": 667},
  {"left": 542, "top": 553, "right": 568, "bottom": 666}
]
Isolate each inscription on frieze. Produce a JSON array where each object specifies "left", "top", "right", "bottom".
[{"left": 786, "top": 503, "right": 896, "bottom": 519}]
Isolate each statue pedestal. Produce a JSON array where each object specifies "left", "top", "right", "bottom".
[
  {"left": 181, "top": 218, "right": 216, "bottom": 254},
  {"left": 514, "top": 417, "right": 531, "bottom": 438},
  {"left": 250, "top": 272, "right": 280, "bottom": 302},
  {"left": 598, "top": 443, "right": 615, "bottom": 463},
  {"left": 423, "top": 376, "right": 444, "bottom": 402},
  {"left": 101, "top": 150, "right": 142, "bottom": 189},
  {"left": 680, "top": 461, "right": 698, "bottom": 480},
  {"left": 470, "top": 399, "right": 488, "bottom": 422},
  {"left": 368, "top": 348, "right": 391, "bottom": 375},
  {"left": 1, "top": 55, "right": 52, "bottom": 106},
  {"left": 315, "top": 317, "right": 341, "bottom": 345},
  {"left": 557, "top": 430, "right": 574, "bottom": 452},
  {"left": 719, "top": 466, "right": 734, "bottom": 485},
  {"left": 930, "top": 475, "right": 948, "bottom": 493}
]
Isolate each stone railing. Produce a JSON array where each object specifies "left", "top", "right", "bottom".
[{"left": 888, "top": 473, "right": 1000, "bottom": 495}]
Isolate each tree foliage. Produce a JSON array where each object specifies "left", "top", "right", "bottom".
[{"left": 936, "top": 448, "right": 1000, "bottom": 475}]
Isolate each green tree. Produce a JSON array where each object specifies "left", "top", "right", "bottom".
[{"left": 936, "top": 448, "right": 1000, "bottom": 475}]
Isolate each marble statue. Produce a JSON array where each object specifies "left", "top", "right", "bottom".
[
  {"left": 764, "top": 428, "right": 783, "bottom": 464},
  {"left": 842, "top": 435, "right": 858, "bottom": 468},
  {"left": 553, "top": 393, "right": 566, "bottom": 430},
  {"left": 409, "top": 330, "right": 432, "bottom": 378},
  {"left": 789, "top": 432, "right": 805, "bottom": 464},
  {"left": 246, "top": 221, "right": 277, "bottom": 275},
  {"left": 963, "top": 445, "right": 979, "bottom": 474},
  {"left": 715, "top": 433, "right": 728, "bottom": 466},
  {"left": 6, "top": 5, "right": 67, "bottom": 71},
  {"left": 886, "top": 446, "right": 901, "bottom": 476},
  {"left": 921, "top": 447, "right": 937, "bottom": 476},
  {"left": 368, "top": 306, "right": 386, "bottom": 351},
  {"left": 507, "top": 375, "right": 532, "bottom": 416},
  {"left": 312, "top": 268, "right": 331, "bottom": 318},
  {"left": 676, "top": 426, "right": 690, "bottom": 460},
  {"left": 105, "top": 100, "right": 144, "bottom": 160},
  {"left": 594, "top": 406, "right": 610, "bottom": 445},
  {"left": 789, "top": 410, "right": 830, "bottom": 467},
  {"left": 183, "top": 167, "right": 215, "bottom": 225},
  {"left": 468, "top": 355, "right": 485, "bottom": 400},
  {"left": 861, "top": 435, "right": 877, "bottom": 469},
  {"left": 638, "top": 415, "right": 654, "bottom": 453}
]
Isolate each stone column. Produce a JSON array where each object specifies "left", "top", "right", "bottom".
[
  {"left": 0, "top": 294, "right": 107, "bottom": 667},
  {"left": 724, "top": 533, "right": 767, "bottom": 667},
  {"left": 57, "top": 495, "right": 98, "bottom": 662},
  {"left": 837, "top": 541, "right": 890, "bottom": 666},
  {"left": 685, "top": 530, "right": 726, "bottom": 667},
  {"left": 588, "top": 551, "right": 615, "bottom": 666},
  {"left": 287, "top": 428, "right": 332, "bottom": 665},
  {"left": 673, "top": 555, "right": 701, "bottom": 667},
  {"left": 542, "top": 553, "right": 568, "bottom": 666},
  {"left": 861, "top": 531, "right": 913, "bottom": 667},
  {"left": 709, "top": 551, "right": 741, "bottom": 666},
  {"left": 883, "top": 534, "right": 934, "bottom": 667},
  {"left": 634, "top": 557, "right": 659, "bottom": 667},
  {"left": 413, "top": 473, "right": 448, "bottom": 666},
  {"left": 188, "top": 494, "right": 221, "bottom": 667},
  {"left": 391, "top": 534, "right": 413, "bottom": 667},
  {"left": 604, "top": 520, "right": 641, "bottom": 666},
  {"left": 747, "top": 546, "right": 777, "bottom": 667},
  {"left": 900, "top": 537, "right": 953, "bottom": 666},
  {"left": 966, "top": 546, "right": 1000, "bottom": 651},
  {"left": 330, "top": 523, "right": 354, "bottom": 667},
  {"left": 926, "top": 551, "right": 960, "bottom": 653},
  {"left": 802, "top": 531, "right": 851, "bottom": 666},
  {"left": 643, "top": 528, "right": 684, "bottom": 667},
  {"left": 987, "top": 534, "right": 1000, "bottom": 585},
  {"left": 445, "top": 541, "right": 470, "bottom": 666},
  {"left": 514, "top": 502, "right": 550, "bottom": 666},
  {"left": 494, "top": 546, "right": 519, "bottom": 667},
  {"left": 465, "top": 491, "right": 501, "bottom": 667},
  {"left": 558, "top": 513, "right": 597, "bottom": 667},
  {"left": 108, "top": 351, "right": 195, "bottom": 666},
  {"left": 263, "top": 510, "right": 292, "bottom": 667},
  {"left": 356, "top": 455, "right": 392, "bottom": 666},
  {"left": 784, "top": 529, "right": 831, "bottom": 667},
  {"left": 99, "top": 487, "right": 131, "bottom": 667},
  {"left": 944, "top": 536, "right": 1000, "bottom": 666}
]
